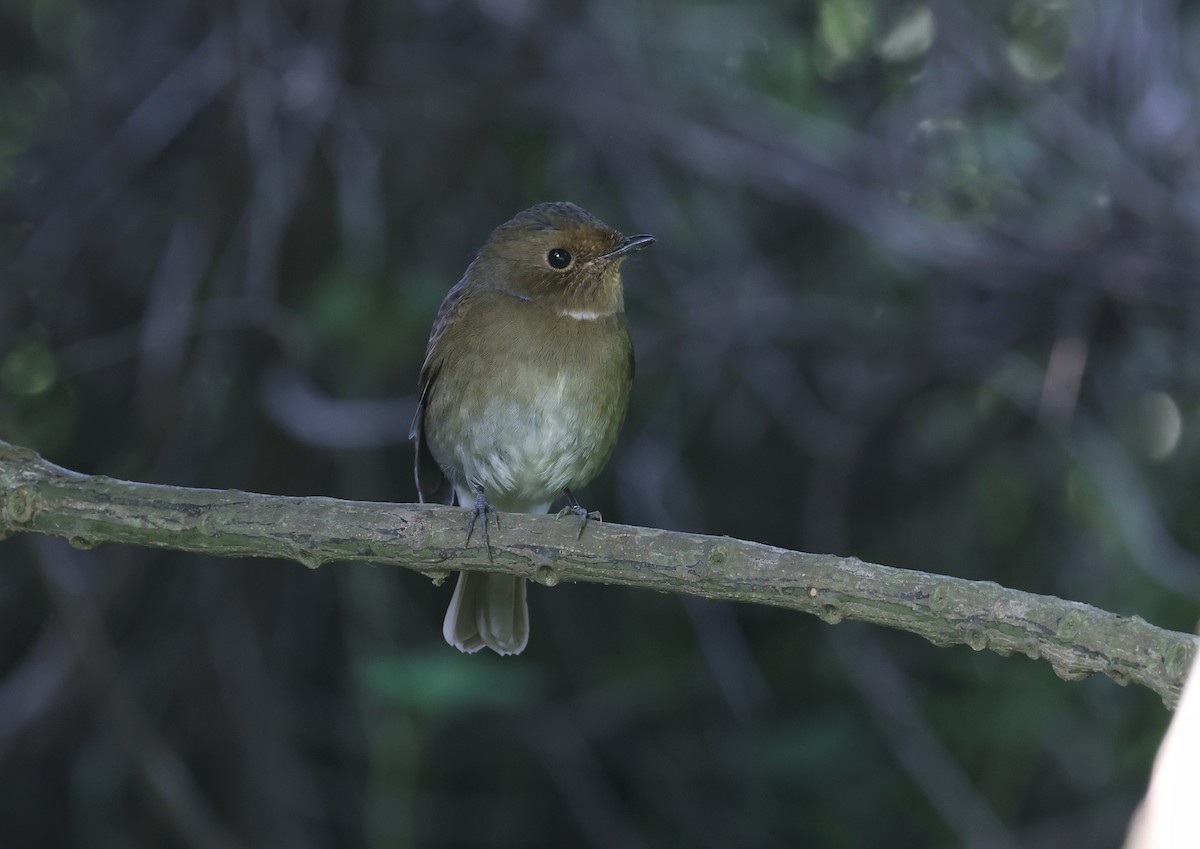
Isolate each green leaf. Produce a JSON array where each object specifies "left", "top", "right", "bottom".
[
  {"left": 1, "top": 336, "right": 58, "bottom": 397},
  {"left": 819, "top": 0, "right": 875, "bottom": 63},
  {"left": 356, "top": 650, "right": 544, "bottom": 715}
]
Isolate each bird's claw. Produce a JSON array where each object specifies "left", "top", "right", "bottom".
[
  {"left": 465, "top": 487, "right": 499, "bottom": 561},
  {"left": 557, "top": 489, "right": 601, "bottom": 540}
]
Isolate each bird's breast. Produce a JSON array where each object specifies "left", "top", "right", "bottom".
[{"left": 425, "top": 309, "right": 633, "bottom": 512}]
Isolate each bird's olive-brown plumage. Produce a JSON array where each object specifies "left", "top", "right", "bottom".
[{"left": 412, "top": 202, "right": 653, "bottom": 654}]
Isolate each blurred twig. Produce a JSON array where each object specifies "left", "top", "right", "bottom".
[
  {"left": 1, "top": 438, "right": 1195, "bottom": 708},
  {"left": 830, "top": 630, "right": 1021, "bottom": 849},
  {"left": 34, "top": 538, "right": 245, "bottom": 849}
]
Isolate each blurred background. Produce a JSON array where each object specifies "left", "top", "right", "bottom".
[{"left": 2, "top": 0, "right": 1199, "bottom": 846}]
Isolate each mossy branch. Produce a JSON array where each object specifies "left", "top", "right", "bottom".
[{"left": 1, "top": 439, "right": 1194, "bottom": 707}]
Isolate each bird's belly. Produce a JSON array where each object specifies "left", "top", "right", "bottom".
[{"left": 445, "top": 372, "right": 619, "bottom": 512}]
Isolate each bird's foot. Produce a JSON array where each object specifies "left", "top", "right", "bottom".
[
  {"left": 465, "top": 487, "right": 499, "bottom": 561},
  {"left": 557, "top": 488, "right": 601, "bottom": 540}
]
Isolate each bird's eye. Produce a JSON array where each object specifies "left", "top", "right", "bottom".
[{"left": 547, "top": 248, "right": 573, "bottom": 270}]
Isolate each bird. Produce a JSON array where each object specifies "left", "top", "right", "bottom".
[{"left": 411, "top": 201, "right": 654, "bottom": 655}]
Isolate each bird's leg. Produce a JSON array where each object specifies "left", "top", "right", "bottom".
[
  {"left": 464, "top": 484, "right": 498, "bottom": 561},
  {"left": 557, "top": 487, "right": 602, "bottom": 540}
]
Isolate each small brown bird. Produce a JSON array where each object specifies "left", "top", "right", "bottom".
[{"left": 411, "top": 202, "right": 654, "bottom": 655}]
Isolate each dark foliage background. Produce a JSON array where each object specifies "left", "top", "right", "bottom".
[{"left": 2, "top": 0, "right": 1199, "bottom": 846}]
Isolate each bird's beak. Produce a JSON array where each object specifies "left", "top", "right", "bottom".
[{"left": 601, "top": 234, "right": 656, "bottom": 260}]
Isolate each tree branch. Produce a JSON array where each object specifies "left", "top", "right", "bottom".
[{"left": 1, "top": 440, "right": 1194, "bottom": 707}]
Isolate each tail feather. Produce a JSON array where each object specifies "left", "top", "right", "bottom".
[{"left": 443, "top": 572, "right": 529, "bottom": 655}]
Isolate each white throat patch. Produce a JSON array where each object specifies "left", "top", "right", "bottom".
[{"left": 559, "top": 309, "right": 612, "bottom": 321}]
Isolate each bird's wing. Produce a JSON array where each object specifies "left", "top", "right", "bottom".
[{"left": 410, "top": 277, "right": 472, "bottom": 505}]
